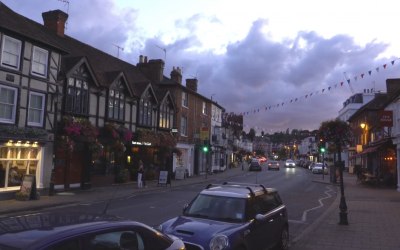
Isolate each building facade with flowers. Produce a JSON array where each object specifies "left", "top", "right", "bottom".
[
  {"left": 0, "top": 4, "right": 181, "bottom": 198},
  {"left": 0, "top": 3, "right": 234, "bottom": 200}
]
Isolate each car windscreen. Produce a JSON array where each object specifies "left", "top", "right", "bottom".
[{"left": 184, "top": 194, "right": 246, "bottom": 222}]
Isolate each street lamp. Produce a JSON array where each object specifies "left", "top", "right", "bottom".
[{"left": 337, "top": 143, "right": 348, "bottom": 225}]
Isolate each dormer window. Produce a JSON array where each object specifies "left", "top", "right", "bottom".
[
  {"left": 139, "top": 91, "right": 154, "bottom": 127},
  {"left": 65, "top": 65, "right": 90, "bottom": 115},
  {"left": 159, "top": 98, "right": 174, "bottom": 129},
  {"left": 108, "top": 79, "right": 125, "bottom": 121}
]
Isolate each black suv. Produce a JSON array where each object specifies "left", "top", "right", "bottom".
[{"left": 159, "top": 182, "right": 289, "bottom": 250}]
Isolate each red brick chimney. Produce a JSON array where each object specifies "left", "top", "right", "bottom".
[
  {"left": 42, "top": 10, "right": 68, "bottom": 37},
  {"left": 186, "top": 78, "right": 198, "bottom": 92},
  {"left": 170, "top": 67, "right": 182, "bottom": 84}
]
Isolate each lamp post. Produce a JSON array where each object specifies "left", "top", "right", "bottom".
[
  {"left": 319, "top": 119, "right": 350, "bottom": 225},
  {"left": 337, "top": 142, "right": 348, "bottom": 225}
]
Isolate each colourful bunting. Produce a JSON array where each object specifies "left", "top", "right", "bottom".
[{"left": 239, "top": 58, "right": 399, "bottom": 116}]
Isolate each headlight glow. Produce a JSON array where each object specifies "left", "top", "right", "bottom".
[{"left": 210, "top": 234, "right": 229, "bottom": 250}]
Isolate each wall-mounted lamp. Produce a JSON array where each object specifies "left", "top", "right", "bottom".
[{"left": 360, "top": 122, "right": 366, "bottom": 129}]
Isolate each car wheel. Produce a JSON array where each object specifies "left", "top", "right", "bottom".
[{"left": 276, "top": 226, "right": 289, "bottom": 250}]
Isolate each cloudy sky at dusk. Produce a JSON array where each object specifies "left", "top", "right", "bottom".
[{"left": 3, "top": 0, "right": 400, "bottom": 134}]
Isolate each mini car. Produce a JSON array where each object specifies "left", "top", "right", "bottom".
[
  {"left": 158, "top": 182, "right": 289, "bottom": 250},
  {"left": 0, "top": 212, "right": 185, "bottom": 250}
]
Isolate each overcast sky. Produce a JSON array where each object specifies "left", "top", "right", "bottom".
[{"left": 4, "top": 0, "right": 400, "bottom": 134}]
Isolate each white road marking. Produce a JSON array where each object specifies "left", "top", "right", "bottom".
[{"left": 300, "top": 185, "right": 336, "bottom": 222}]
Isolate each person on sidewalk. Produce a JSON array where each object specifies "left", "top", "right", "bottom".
[{"left": 137, "top": 160, "right": 144, "bottom": 188}]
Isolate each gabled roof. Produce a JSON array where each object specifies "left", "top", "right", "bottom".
[{"left": 0, "top": 2, "right": 150, "bottom": 99}]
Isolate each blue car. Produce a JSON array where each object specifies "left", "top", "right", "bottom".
[
  {"left": 0, "top": 212, "right": 185, "bottom": 250},
  {"left": 158, "top": 182, "right": 289, "bottom": 250}
]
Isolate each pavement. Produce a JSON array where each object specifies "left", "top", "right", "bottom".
[{"left": 0, "top": 165, "right": 399, "bottom": 250}]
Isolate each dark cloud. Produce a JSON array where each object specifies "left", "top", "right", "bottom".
[{"left": 4, "top": 0, "right": 399, "bottom": 133}]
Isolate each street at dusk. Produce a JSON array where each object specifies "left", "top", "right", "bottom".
[{"left": 1, "top": 1, "right": 400, "bottom": 250}]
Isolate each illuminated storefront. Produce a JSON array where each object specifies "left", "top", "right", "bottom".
[{"left": 0, "top": 140, "right": 43, "bottom": 191}]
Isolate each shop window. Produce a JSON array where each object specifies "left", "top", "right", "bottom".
[{"left": 0, "top": 145, "right": 40, "bottom": 189}]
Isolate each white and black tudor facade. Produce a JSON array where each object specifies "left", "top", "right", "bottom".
[{"left": 0, "top": 3, "right": 182, "bottom": 199}]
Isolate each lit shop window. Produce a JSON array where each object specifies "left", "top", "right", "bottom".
[{"left": 0, "top": 142, "right": 40, "bottom": 189}]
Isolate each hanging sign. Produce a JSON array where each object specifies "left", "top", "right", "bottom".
[{"left": 379, "top": 110, "right": 393, "bottom": 127}]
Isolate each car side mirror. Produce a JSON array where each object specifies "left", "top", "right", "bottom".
[{"left": 255, "top": 214, "right": 267, "bottom": 221}]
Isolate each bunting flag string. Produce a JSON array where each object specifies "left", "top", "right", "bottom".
[{"left": 239, "top": 58, "right": 399, "bottom": 116}]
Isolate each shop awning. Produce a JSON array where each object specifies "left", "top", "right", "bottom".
[{"left": 349, "top": 138, "right": 393, "bottom": 159}]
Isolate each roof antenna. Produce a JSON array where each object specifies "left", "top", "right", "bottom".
[
  {"left": 113, "top": 44, "right": 124, "bottom": 58},
  {"left": 155, "top": 45, "right": 167, "bottom": 61},
  {"left": 57, "top": 0, "right": 70, "bottom": 30}
]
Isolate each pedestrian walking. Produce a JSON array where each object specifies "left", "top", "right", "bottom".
[{"left": 137, "top": 160, "right": 144, "bottom": 188}]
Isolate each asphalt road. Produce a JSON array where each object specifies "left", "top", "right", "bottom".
[{"left": 40, "top": 163, "right": 337, "bottom": 243}]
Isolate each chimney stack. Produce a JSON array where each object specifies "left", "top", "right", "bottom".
[
  {"left": 42, "top": 10, "right": 68, "bottom": 37},
  {"left": 170, "top": 67, "right": 182, "bottom": 84},
  {"left": 136, "top": 57, "right": 164, "bottom": 83},
  {"left": 186, "top": 78, "right": 198, "bottom": 92}
]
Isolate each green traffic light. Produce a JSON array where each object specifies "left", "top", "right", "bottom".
[
  {"left": 203, "top": 146, "right": 208, "bottom": 153},
  {"left": 320, "top": 148, "right": 326, "bottom": 153}
]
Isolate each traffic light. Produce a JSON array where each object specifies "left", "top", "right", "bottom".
[
  {"left": 318, "top": 138, "right": 326, "bottom": 153},
  {"left": 202, "top": 140, "right": 210, "bottom": 153}
]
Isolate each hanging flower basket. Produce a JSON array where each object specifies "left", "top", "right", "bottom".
[
  {"left": 98, "top": 123, "right": 132, "bottom": 155},
  {"left": 57, "top": 116, "right": 100, "bottom": 152}
]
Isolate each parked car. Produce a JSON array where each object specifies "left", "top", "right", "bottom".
[
  {"left": 158, "top": 182, "right": 289, "bottom": 250},
  {"left": 267, "top": 160, "right": 280, "bottom": 170},
  {"left": 248, "top": 160, "right": 262, "bottom": 171},
  {"left": 284, "top": 159, "right": 296, "bottom": 168},
  {"left": 311, "top": 162, "right": 328, "bottom": 174},
  {"left": 0, "top": 212, "right": 186, "bottom": 250}
]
